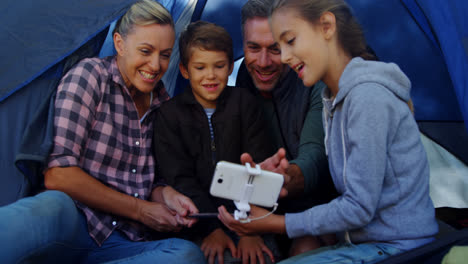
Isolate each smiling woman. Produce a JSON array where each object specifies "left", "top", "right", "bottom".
[{"left": 33, "top": 0, "right": 206, "bottom": 263}]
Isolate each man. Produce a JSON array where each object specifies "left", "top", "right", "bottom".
[{"left": 236, "top": 0, "right": 337, "bottom": 257}]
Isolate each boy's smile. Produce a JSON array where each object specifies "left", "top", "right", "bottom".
[{"left": 180, "top": 48, "right": 233, "bottom": 108}]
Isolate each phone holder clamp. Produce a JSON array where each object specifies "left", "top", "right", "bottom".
[{"left": 233, "top": 163, "right": 261, "bottom": 221}]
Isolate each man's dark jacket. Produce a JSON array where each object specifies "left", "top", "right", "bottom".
[
  {"left": 236, "top": 62, "right": 336, "bottom": 205},
  {"left": 236, "top": 62, "right": 313, "bottom": 160},
  {"left": 153, "top": 85, "right": 273, "bottom": 236}
]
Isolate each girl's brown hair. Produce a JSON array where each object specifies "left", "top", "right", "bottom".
[{"left": 271, "top": 0, "right": 376, "bottom": 60}]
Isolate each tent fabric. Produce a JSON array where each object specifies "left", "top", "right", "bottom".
[
  {"left": 0, "top": 0, "right": 136, "bottom": 205},
  {"left": 423, "top": 134, "right": 468, "bottom": 209},
  {"left": 347, "top": 0, "right": 462, "bottom": 122},
  {"left": 1, "top": 0, "right": 467, "bottom": 206},
  {"left": 415, "top": 0, "right": 468, "bottom": 129},
  {"left": 0, "top": 0, "right": 137, "bottom": 102},
  {"left": 402, "top": 0, "right": 468, "bottom": 163}
]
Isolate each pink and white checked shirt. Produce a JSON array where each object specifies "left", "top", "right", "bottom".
[{"left": 47, "top": 56, "right": 170, "bottom": 246}]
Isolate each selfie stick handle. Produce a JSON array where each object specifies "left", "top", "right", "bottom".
[{"left": 234, "top": 163, "right": 261, "bottom": 220}]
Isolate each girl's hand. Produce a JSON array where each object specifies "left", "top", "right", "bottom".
[
  {"left": 218, "top": 205, "right": 286, "bottom": 236},
  {"left": 237, "top": 235, "right": 275, "bottom": 264},
  {"left": 201, "top": 228, "right": 237, "bottom": 264}
]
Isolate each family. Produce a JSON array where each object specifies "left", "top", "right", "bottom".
[{"left": 0, "top": 0, "right": 438, "bottom": 263}]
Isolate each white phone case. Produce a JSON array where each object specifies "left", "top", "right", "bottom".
[{"left": 209, "top": 161, "right": 284, "bottom": 207}]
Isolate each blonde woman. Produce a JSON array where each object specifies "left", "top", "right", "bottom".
[{"left": 43, "top": 0, "right": 205, "bottom": 263}]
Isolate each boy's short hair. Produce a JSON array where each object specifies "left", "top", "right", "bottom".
[{"left": 179, "top": 21, "right": 233, "bottom": 67}]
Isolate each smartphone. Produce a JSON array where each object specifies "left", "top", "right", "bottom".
[{"left": 209, "top": 161, "right": 284, "bottom": 208}]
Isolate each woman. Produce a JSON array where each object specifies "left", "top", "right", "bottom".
[
  {"left": 218, "top": 0, "right": 438, "bottom": 263},
  {"left": 44, "top": 0, "right": 205, "bottom": 263}
]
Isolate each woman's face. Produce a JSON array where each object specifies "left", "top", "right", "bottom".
[
  {"left": 114, "top": 23, "right": 175, "bottom": 94},
  {"left": 271, "top": 8, "right": 329, "bottom": 87}
]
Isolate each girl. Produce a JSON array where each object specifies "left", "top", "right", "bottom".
[{"left": 218, "top": 0, "right": 438, "bottom": 263}]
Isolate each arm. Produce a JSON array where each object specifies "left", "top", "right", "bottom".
[
  {"left": 285, "top": 87, "right": 394, "bottom": 238},
  {"left": 45, "top": 60, "right": 180, "bottom": 232},
  {"left": 218, "top": 205, "right": 286, "bottom": 236},
  {"left": 45, "top": 167, "right": 181, "bottom": 232},
  {"left": 288, "top": 82, "right": 329, "bottom": 196}
]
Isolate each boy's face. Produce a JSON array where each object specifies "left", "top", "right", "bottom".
[{"left": 180, "top": 48, "right": 233, "bottom": 108}]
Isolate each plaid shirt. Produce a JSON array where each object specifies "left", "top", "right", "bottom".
[{"left": 47, "top": 56, "right": 170, "bottom": 246}]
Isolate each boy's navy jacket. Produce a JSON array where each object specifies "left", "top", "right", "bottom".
[{"left": 154, "top": 85, "right": 273, "bottom": 236}]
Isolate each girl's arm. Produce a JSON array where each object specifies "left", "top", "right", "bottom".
[{"left": 218, "top": 205, "right": 286, "bottom": 236}]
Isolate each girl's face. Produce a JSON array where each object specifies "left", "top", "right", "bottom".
[
  {"left": 114, "top": 23, "right": 175, "bottom": 94},
  {"left": 271, "top": 8, "right": 330, "bottom": 87}
]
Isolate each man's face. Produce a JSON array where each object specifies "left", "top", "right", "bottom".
[{"left": 243, "top": 17, "right": 288, "bottom": 92}]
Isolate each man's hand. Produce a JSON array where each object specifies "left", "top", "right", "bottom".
[
  {"left": 217, "top": 205, "right": 286, "bottom": 236},
  {"left": 237, "top": 235, "right": 275, "bottom": 264},
  {"left": 283, "top": 164, "right": 305, "bottom": 197},
  {"left": 201, "top": 228, "right": 237, "bottom": 264},
  {"left": 240, "top": 148, "right": 290, "bottom": 197}
]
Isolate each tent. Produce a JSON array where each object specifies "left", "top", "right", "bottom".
[
  {"left": 1, "top": 0, "right": 468, "bottom": 224},
  {"left": 1, "top": 0, "right": 468, "bottom": 262}
]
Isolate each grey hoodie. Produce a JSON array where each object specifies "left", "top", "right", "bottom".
[{"left": 285, "top": 57, "right": 438, "bottom": 250}]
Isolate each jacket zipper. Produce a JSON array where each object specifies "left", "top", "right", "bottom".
[
  {"left": 210, "top": 111, "right": 217, "bottom": 166},
  {"left": 211, "top": 138, "right": 216, "bottom": 165}
]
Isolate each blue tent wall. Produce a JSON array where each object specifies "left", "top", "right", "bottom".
[
  {"left": 346, "top": 0, "right": 468, "bottom": 163},
  {"left": 1, "top": 0, "right": 467, "bottom": 206},
  {"left": 0, "top": 0, "right": 137, "bottom": 205},
  {"left": 346, "top": 0, "right": 462, "bottom": 122}
]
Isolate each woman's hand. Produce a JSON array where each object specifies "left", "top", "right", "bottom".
[
  {"left": 237, "top": 235, "right": 275, "bottom": 264},
  {"left": 137, "top": 200, "right": 181, "bottom": 232},
  {"left": 159, "top": 186, "right": 199, "bottom": 228},
  {"left": 201, "top": 228, "right": 237, "bottom": 264},
  {"left": 218, "top": 205, "right": 286, "bottom": 236}
]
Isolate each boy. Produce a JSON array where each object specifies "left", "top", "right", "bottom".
[{"left": 154, "top": 21, "right": 279, "bottom": 264}]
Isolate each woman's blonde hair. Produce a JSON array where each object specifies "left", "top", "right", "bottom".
[
  {"left": 113, "top": 0, "right": 174, "bottom": 37},
  {"left": 271, "top": 0, "right": 376, "bottom": 60}
]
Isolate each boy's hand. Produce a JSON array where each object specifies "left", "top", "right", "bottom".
[
  {"left": 202, "top": 228, "right": 237, "bottom": 264},
  {"left": 237, "top": 235, "right": 275, "bottom": 264},
  {"left": 240, "top": 148, "right": 290, "bottom": 197}
]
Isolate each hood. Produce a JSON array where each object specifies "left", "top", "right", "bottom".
[{"left": 334, "top": 57, "right": 411, "bottom": 107}]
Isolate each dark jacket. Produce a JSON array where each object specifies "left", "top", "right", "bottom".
[
  {"left": 153, "top": 85, "right": 273, "bottom": 236},
  {"left": 236, "top": 62, "right": 313, "bottom": 160},
  {"left": 236, "top": 62, "right": 332, "bottom": 197}
]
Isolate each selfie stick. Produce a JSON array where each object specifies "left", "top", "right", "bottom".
[{"left": 233, "top": 163, "right": 261, "bottom": 221}]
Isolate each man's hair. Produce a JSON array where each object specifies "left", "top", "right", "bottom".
[
  {"left": 179, "top": 21, "right": 233, "bottom": 67},
  {"left": 241, "top": 0, "right": 273, "bottom": 36}
]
